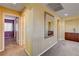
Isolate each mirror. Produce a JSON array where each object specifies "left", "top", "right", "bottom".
[{"left": 44, "top": 12, "right": 54, "bottom": 38}]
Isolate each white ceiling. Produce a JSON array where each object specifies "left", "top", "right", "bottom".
[
  {"left": 0, "top": 3, "right": 79, "bottom": 17},
  {"left": 0, "top": 3, "right": 25, "bottom": 12},
  {"left": 56, "top": 3, "right": 79, "bottom": 17},
  {"left": 42, "top": 3, "right": 79, "bottom": 17}
]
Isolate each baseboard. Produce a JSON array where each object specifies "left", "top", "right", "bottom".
[
  {"left": 0, "top": 50, "right": 3, "bottom": 52},
  {"left": 38, "top": 41, "right": 57, "bottom": 56},
  {"left": 58, "top": 38, "right": 65, "bottom": 41},
  {"left": 0, "top": 48, "right": 4, "bottom": 52},
  {"left": 25, "top": 49, "right": 31, "bottom": 56}
]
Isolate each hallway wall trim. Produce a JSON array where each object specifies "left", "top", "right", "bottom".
[
  {"left": 38, "top": 41, "right": 57, "bottom": 56},
  {"left": 0, "top": 49, "right": 4, "bottom": 52},
  {"left": 25, "top": 49, "right": 31, "bottom": 56}
]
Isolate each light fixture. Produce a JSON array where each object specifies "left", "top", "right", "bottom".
[
  {"left": 12, "top": 3, "right": 16, "bottom": 4},
  {"left": 64, "top": 13, "right": 68, "bottom": 16}
]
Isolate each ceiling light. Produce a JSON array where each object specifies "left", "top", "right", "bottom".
[
  {"left": 12, "top": 3, "right": 16, "bottom": 4},
  {"left": 64, "top": 13, "right": 68, "bottom": 16}
]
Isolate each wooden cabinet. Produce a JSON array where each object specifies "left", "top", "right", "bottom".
[{"left": 65, "top": 32, "right": 79, "bottom": 42}]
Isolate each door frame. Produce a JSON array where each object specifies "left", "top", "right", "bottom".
[
  {"left": 57, "top": 19, "right": 60, "bottom": 41},
  {"left": 5, "top": 19, "right": 14, "bottom": 40},
  {"left": 3, "top": 13, "right": 20, "bottom": 50}
]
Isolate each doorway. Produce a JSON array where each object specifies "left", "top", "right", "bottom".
[
  {"left": 4, "top": 15, "right": 19, "bottom": 48},
  {"left": 57, "top": 20, "right": 60, "bottom": 41}
]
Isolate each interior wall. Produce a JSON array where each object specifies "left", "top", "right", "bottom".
[
  {"left": 0, "top": 9, "right": 4, "bottom": 51},
  {"left": 59, "top": 16, "right": 79, "bottom": 41},
  {"left": 0, "top": 6, "right": 21, "bottom": 52},
  {"left": 65, "top": 18, "right": 79, "bottom": 33},
  {"left": 26, "top": 4, "right": 61, "bottom": 56},
  {"left": 34, "top": 5, "right": 59, "bottom": 56},
  {"left": 20, "top": 7, "right": 33, "bottom": 55},
  {"left": 58, "top": 20, "right": 65, "bottom": 40},
  {"left": 57, "top": 20, "right": 61, "bottom": 40}
]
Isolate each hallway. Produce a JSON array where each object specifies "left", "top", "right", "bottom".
[
  {"left": 42, "top": 40, "right": 79, "bottom": 56},
  {"left": 0, "top": 40, "right": 27, "bottom": 56},
  {"left": 0, "top": 3, "right": 79, "bottom": 56}
]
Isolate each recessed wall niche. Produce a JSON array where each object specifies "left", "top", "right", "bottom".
[{"left": 44, "top": 12, "right": 54, "bottom": 38}]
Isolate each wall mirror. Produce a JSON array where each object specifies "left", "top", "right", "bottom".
[{"left": 44, "top": 12, "right": 54, "bottom": 38}]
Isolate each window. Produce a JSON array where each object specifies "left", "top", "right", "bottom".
[{"left": 4, "top": 23, "right": 13, "bottom": 31}]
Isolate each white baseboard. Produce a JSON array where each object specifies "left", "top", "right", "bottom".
[
  {"left": 0, "top": 50, "right": 3, "bottom": 52},
  {"left": 58, "top": 38, "right": 65, "bottom": 41},
  {"left": 0, "top": 49, "right": 4, "bottom": 52},
  {"left": 25, "top": 49, "right": 31, "bottom": 56},
  {"left": 38, "top": 41, "right": 57, "bottom": 56}
]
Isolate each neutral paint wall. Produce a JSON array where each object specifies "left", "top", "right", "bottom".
[
  {"left": 58, "top": 20, "right": 65, "bottom": 40},
  {"left": 23, "top": 4, "right": 61, "bottom": 56},
  {"left": 59, "top": 16, "right": 79, "bottom": 41},
  {"left": 0, "top": 6, "right": 21, "bottom": 51},
  {"left": 0, "top": 9, "right": 4, "bottom": 51},
  {"left": 57, "top": 20, "right": 61, "bottom": 41},
  {"left": 65, "top": 19, "right": 79, "bottom": 33},
  {"left": 20, "top": 7, "right": 33, "bottom": 55},
  {"left": 32, "top": 4, "right": 60, "bottom": 56}
]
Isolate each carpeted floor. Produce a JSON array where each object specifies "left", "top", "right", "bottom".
[
  {"left": 1, "top": 40, "right": 79, "bottom": 56},
  {"left": 0, "top": 39, "right": 28, "bottom": 56},
  {"left": 42, "top": 40, "right": 79, "bottom": 56}
]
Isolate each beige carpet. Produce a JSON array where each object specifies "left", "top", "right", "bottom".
[{"left": 0, "top": 40, "right": 28, "bottom": 56}]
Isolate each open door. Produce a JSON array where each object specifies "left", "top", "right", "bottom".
[
  {"left": 5, "top": 19, "right": 15, "bottom": 46},
  {"left": 4, "top": 15, "right": 19, "bottom": 48}
]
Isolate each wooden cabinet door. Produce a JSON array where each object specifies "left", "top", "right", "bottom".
[{"left": 65, "top": 32, "right": 79, "bottom": 42}]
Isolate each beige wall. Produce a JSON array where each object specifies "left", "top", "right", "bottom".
[
  {"left": 0, "top": 9, "right": 3, "bottom": 51},
  {"left": 57, "top": 20, "right": 61, "bottom": 40},
  {"left": 20, "top": 7, "right": 33, "bottom": 55},
  {"left": 65, "top": 18, "right": 79, "bottom": 33},
  {"left": 59, "top": 16, "right": 79, "bottom": 41},
  {"left": 32, "top": 5, "right": 58, "bottom": 56},
  {"left": 23, "top": 4, "right": 61, "bottom": 55},
  {"left": 59, "top": 20, "right": 65, "bottom": 40}
]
